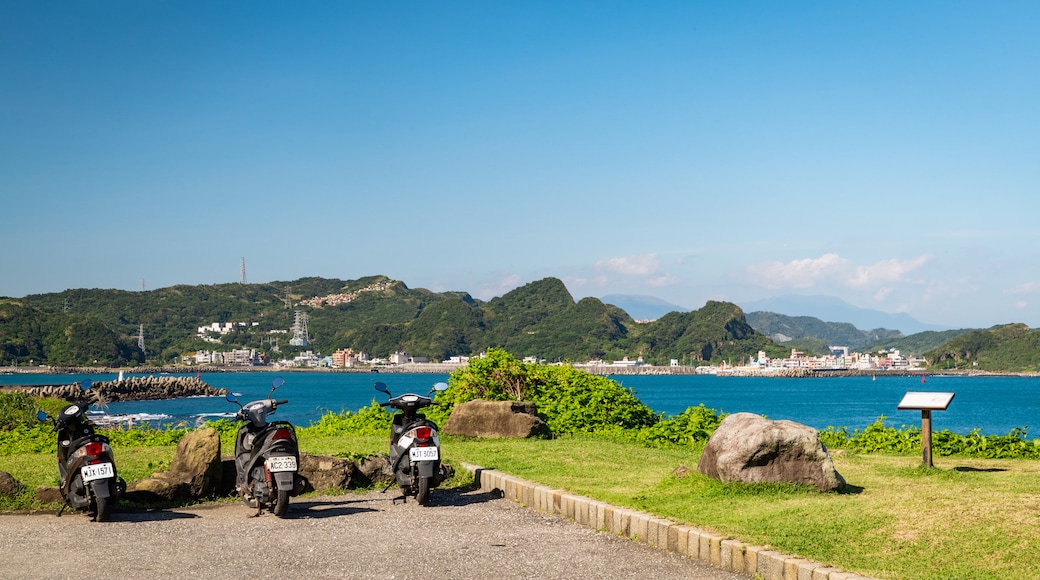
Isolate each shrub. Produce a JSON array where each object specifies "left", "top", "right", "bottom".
[{"left": 443, "top": 348, "right": 659, "bottom": 435}]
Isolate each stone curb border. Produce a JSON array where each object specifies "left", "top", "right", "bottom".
[{"left": 461, "top": 463, "right": 877, "bottom": 580}]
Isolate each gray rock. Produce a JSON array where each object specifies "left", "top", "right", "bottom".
[
  {"left": 356, "top": 454, "right": 394, "bottom": 486},
  {"left": 442, "top": 400, "right": 549, "bottom": 438},
  {"left": 299, "top": 453, "right": 357, "bottom": 492},
  {"left": 697, "top": 412, "right": 846, "bottom": 492},
  {"left": 35, "top": 486, "right": 63, "bottom": 504},
  {"left": 127, "top": 427, "right": 222, "bottom": 502}
]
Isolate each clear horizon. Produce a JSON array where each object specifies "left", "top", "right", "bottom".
[{"left": 3, "top": 2, "right": 1038, "bottom": 329}]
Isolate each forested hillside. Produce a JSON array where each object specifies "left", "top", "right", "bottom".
[
  {"left": 924, "top": 323, "right": 1040, "bottom": 372},
  {"left": 2, "top": 276, "right": 789, "bottom": 367},
  {"left": 746, "top": 311, "right": 902, "bottom": 352}
]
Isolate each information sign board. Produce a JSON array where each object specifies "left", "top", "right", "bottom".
[{"left": 897, "top": 392, "right": 955, "bottom": 411}]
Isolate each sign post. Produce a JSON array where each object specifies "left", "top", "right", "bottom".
[{"left": 897, "top": 391, "right": 955, "bottom": 468}]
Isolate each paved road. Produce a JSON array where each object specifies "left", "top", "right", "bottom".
[{"left": 1, "top": 488, "right": 752, "bottom": 580}]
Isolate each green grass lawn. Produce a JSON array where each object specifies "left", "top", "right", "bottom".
[{"left": 5, "top": 435, "right": 1038, "bottom": 579}]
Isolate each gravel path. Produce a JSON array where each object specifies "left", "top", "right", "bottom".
[{"left": 1, "top": 488, "right": 752, "bottom": 580}]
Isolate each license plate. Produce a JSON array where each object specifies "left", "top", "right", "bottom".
[
  {"left": 409, "top": 447, "right": 439, "bottom": 461},
  {"left": 81, "top": 462, "right": 114, "bottom": 482},
  {"left": 265, "top": 456, "right": 298, "bottom": 472}
]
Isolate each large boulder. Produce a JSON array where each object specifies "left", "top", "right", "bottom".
[
  {"left": 356, "top": 455, "right": 393, "bottom": 486},
  {"left": 442, "top": 400, "right": 548, "bottom": 438},
  {"left": 35, "top": 486, "right": 63, "bottom": 504},
  {"left": 0, "top": 471, "right": 23, "bottom": 498},
  {"left": 127, "top": 427, "right": 222, "bottom": 502},
  {"left": 697, "top": 412, "right": 845, "bottom": 492},
  {"left": 299, "top": 453, "right": 358, "bottom": 492}
]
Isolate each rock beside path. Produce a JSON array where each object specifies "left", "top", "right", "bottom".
[
  {"left": 697, "top": 412, "right": 846, "bottom": 492},
  {"left": 442, "top": 400, "right": 549, "bottom": 438}
]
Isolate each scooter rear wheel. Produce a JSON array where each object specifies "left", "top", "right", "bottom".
[
  {"left": 415, "top": 476, "right": 430, "bottom": 505},
  {"left": 273, "top": 489, "right": 290, "bottom": 517},
  {"left": 93, "top": 495, "right": 110, "bottom": 522}
]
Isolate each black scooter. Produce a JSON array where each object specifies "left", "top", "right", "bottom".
[
  {"left": 375, "top": 380, "right": 449, "bottom": 505},
  {"left": 37, "top": 379, "right": 125, "bottom": 522},
  {"left": 226, "top": 377, "right": 305, "bottom": 517}
]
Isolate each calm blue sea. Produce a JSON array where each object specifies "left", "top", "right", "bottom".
[{"left": 4, "top": 372, "right": 1039, "bottom": 438}]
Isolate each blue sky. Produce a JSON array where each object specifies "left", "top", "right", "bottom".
[{"left": 2, "top": 2, "right": 1038, "bottom": 330}]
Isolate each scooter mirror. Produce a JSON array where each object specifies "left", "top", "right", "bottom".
[
  {"left": 433, "top": 382, "right": 448, "bottom": 392},
  {"left": 272, "top": 377, "right": 285, "bottom": 390},
  {"left": 374, "top": 382, "right": 389, "bottom": 394},
  {"left": 225, "top": 393, "right": 239, "bottom": 404},
  {"left": 80, "top": 379, "right": 92, "bottom": 391},
  {"left": 36, "top": 410, "right": 48, "bottom": 421}
]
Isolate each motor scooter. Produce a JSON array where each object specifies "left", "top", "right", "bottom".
[
  {"left": 225, "top": 376, "right": 305, "bottom": 517},
  {"left": 36, "top": 379, "right": 125, "bottom": 522},
  {"left": 375, "top": 380, "right": 449, "bottom": 505}
]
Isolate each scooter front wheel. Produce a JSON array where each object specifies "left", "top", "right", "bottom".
[{"left": 273, "top": 489, "right": 290, "bottom": 517}]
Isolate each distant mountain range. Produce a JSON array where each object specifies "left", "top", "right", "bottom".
[
  {"left": 601, "top": 293, "right": 948, "bottom": 336},
  {"left": 739, "top": 295, "right": 949, "bottom": 335},
  {"left": 599, "top": 295, "right": 689, "bottom": 321}
]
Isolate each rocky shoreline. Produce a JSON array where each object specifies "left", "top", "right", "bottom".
[{"left": 0, "top": 375, "right": 227, "bottom": 402}]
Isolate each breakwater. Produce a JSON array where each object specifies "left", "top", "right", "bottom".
[{"left": 0, "top": 376, "right": 227, "bottom": 402}]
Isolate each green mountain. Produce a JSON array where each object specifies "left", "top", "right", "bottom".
[
  {"left": 746, "top": 311, "right": 903, "bottom": 353},
  {"left": 924, "top": 323, "right": 1040, "bottom": 372},
  {"left": 861, "top": 329, "right": 975, "bottom": 356},
  {"left": 2, "top": 276, "right": 786, "bottom": 367}
]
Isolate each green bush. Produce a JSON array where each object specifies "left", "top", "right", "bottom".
[
  {"left": 442, "top": 348, "right": 659, "bottom": 435},
  {"left": 635, "top": 404, "right": 727, "bottom": 448},
  {"left": 300, "top": 403, "right": 393, "bottom": 438},
  {"left": 820, "top": 417, "right": 1040, "bottom": 459}
]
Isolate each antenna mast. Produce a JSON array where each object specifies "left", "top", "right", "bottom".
[
  {"left": 137, "top": 324, "right": 145, "bottom": 353},
  {"left": 240, "top": 257, "right": 247, "bottom": 284}
]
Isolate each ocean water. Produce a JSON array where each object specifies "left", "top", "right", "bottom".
[{"left": 4, "top": 371, "right": 1039, "bottom": 438}]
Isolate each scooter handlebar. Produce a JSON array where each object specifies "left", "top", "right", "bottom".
[{"left": 276, "top": 400, "right": 289, "bottom": 406}]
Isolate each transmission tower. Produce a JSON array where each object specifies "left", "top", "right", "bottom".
[
  {"left": 141, "top": 278, "right": 146, "bottom": 292},
  {"left": 137, "top": 324, "right": 145, "bottom": 353},
  {"left": 240, "top": 257, "right": 247, "bottom": 284},
  {"left": 289, "top": 311, "right": 309, "bottom": 346}
]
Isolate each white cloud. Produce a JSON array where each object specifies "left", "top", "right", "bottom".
[
  {"left": 745, "top": 253, "right": 934, "bottom": 291},
  {"left": 473, "top": 273, "right": 522, "bottom": 300},
  {"left": 745, "top": 253, "right": 849, "bottom": 289},
  {"left": 1005, "top": 282, "right": 1040, "bottom": 295},
  {"left": 646, "top": 274, "right": 677, "bottom": 287},
  {"left": 846, "top": 255, "right": 933, "bottom": 288},
  {"left": 596, "top": 254, "right": 660, "bottom": 276}
]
